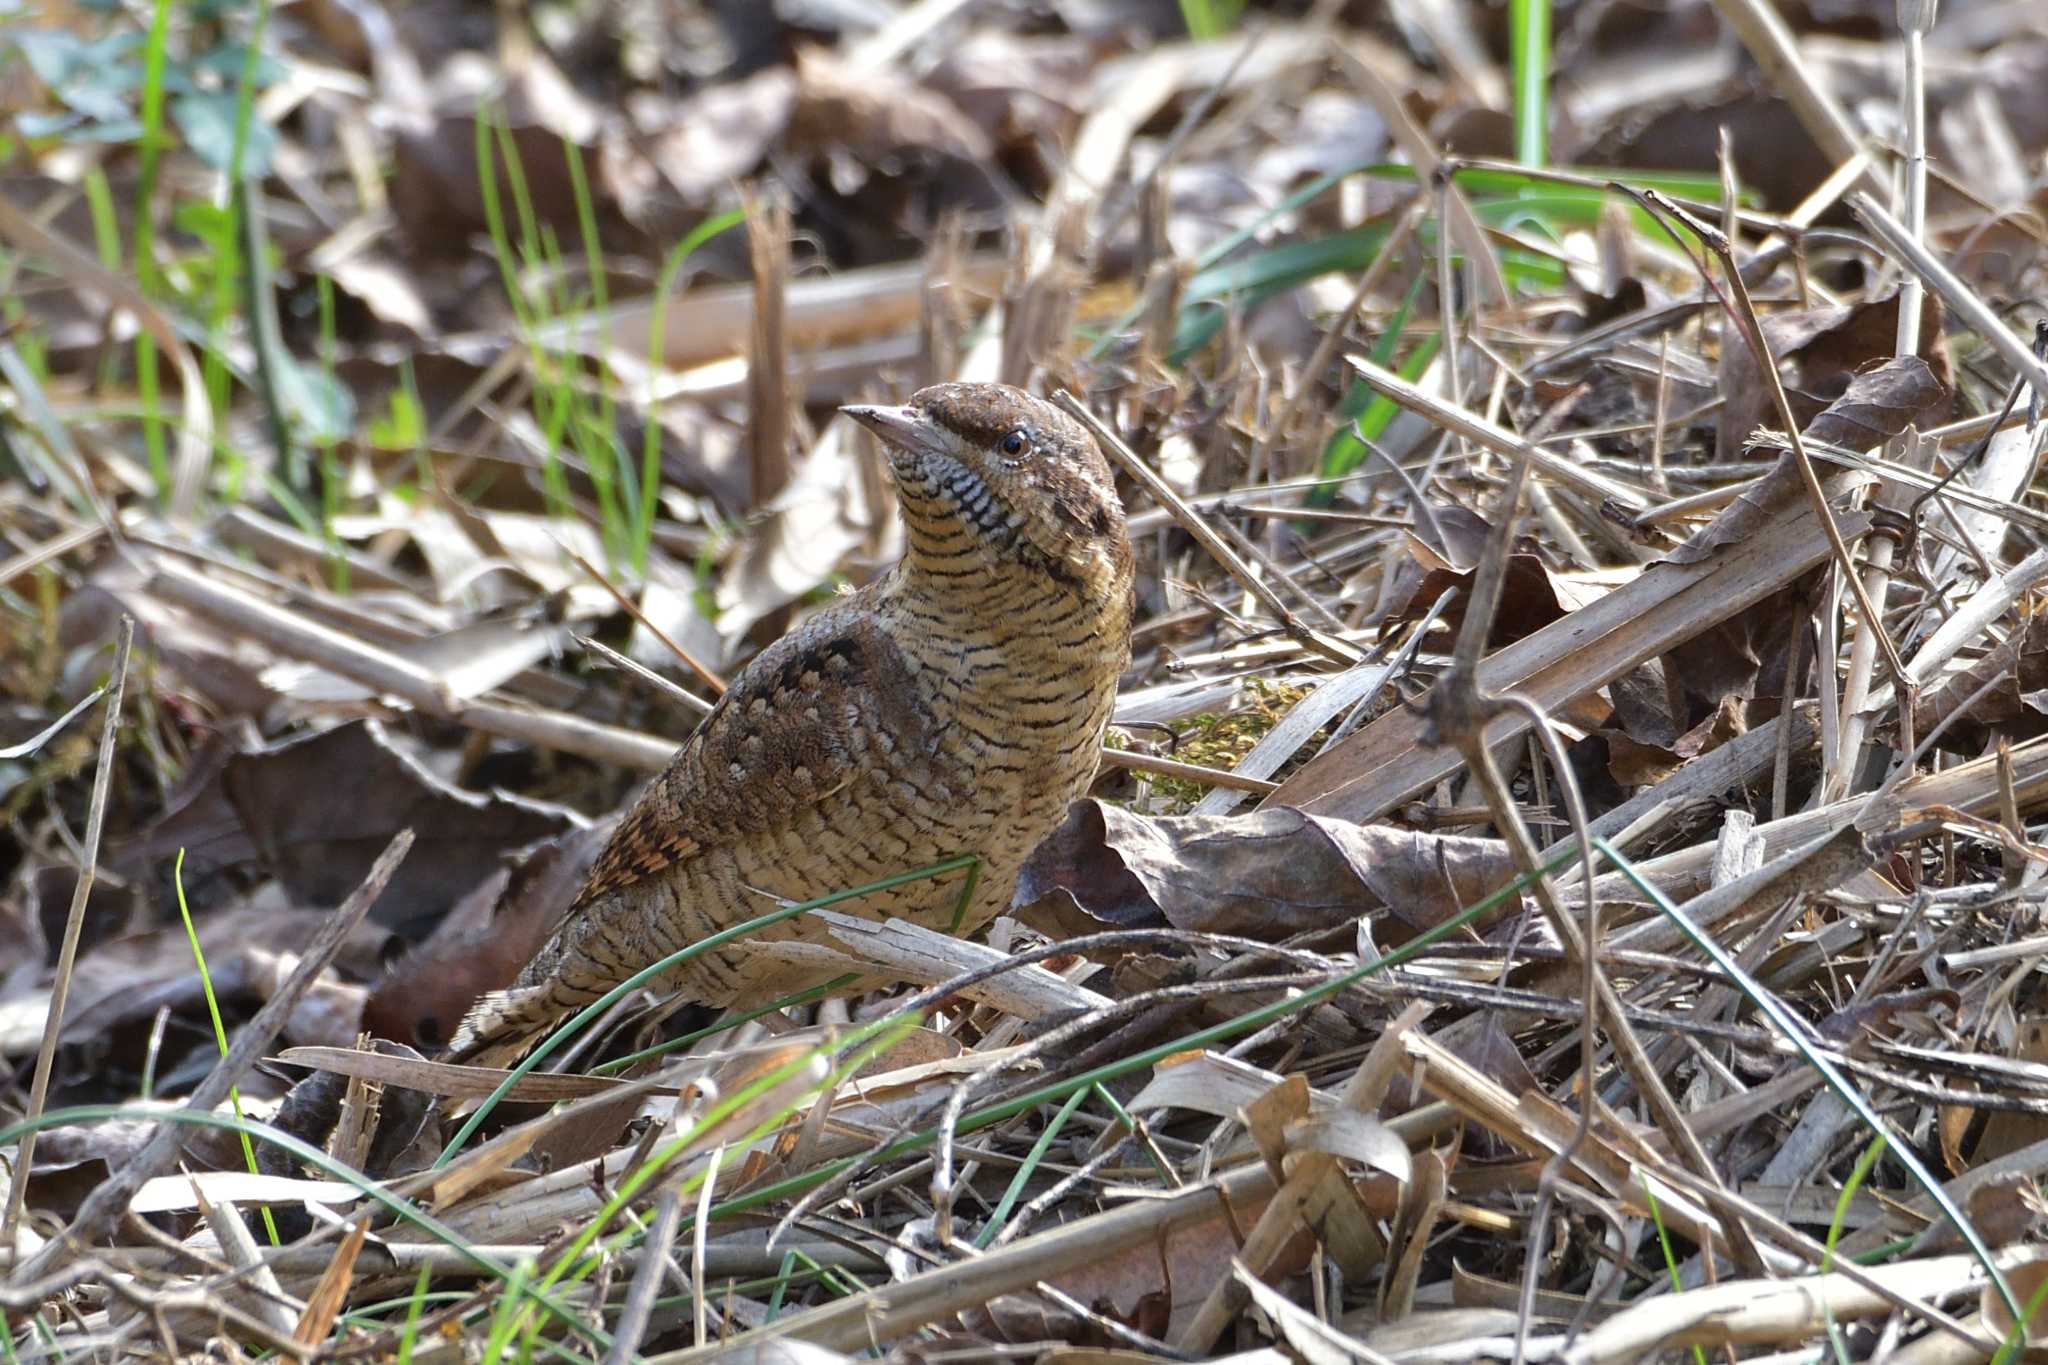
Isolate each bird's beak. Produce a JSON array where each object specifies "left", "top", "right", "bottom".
[{"left": 842, "top": 403, "right": 947, "bottom": 459}]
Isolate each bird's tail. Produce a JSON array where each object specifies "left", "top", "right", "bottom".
[{"left": 445, "top": 984, "right": 576, "bottom": 1072}]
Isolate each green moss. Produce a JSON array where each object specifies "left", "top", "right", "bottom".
[{"left": 1114, "top": 676, "right": 1314, "bottom": 810}]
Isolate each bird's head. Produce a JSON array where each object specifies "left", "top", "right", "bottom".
[{"left": 843, "top": 383, "right": 1130, "bottom": 597}]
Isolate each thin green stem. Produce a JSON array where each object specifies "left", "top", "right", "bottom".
[
  {"left": 1640, "top": 1174, "right": 1711, "bottom": 1365},
  {"left": 1509, "top": 0, "right": 1552, "bottom": 167},
  {"left": 394, "top": 1264, "right": 433, "bottom": 1365},
  {"left": 975, "top": 1086, "right": 1087, "bottom": 1247},
  {"left": 637, "top": 209, "right": 744, "bottom": 572},
  {"left": 173, "top": 848, "right": 279, "bottom": 1246},
  {"left": 131, "top": 0, "right": 175, "bottom": 501}
]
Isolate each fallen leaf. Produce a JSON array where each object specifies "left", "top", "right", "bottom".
[
  {"left": 788, "top": 48, "right": 992, "bottom": 166},
  {"left": 364, "top": 819, "right": 612, "bottom": 1051},
  {"left": 1717, "top": 289, "right": 1950, "bottom": 461},
  {"left": 1804, "top": 355, "right": 1950, "bottom": 451},
  {"left": 1913, "top": 613, "right": 2048, "bottom": 748},
  {"left": 218, "top": 719, "right": 580, "bottom": 932},
  {"left": 612, "top": 71, "right": 795, "bottom": 216},
  {"left": 1014, "top": 799, "right": 1529, "bottom": 940}
]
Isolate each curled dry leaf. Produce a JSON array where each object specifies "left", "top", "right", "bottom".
[
  {"left": 925, "top": 30, "right": 1091, "bottom": 155},
  {"left": 1403, "top": 501, "right": 1495, "bottom": 574},
  {"left": 1014, "top": 798, "right": 1530, "bottom": 940},
  {"left": 1815, "top": 986, "right": 1963, "bottom": 1047},
  {"left": 142, "top": 718, "right": 579, "bottom": 931},
  {"left": 1912, "top": 611, "right": 2048, "bottom": 748},
  {"left": 1803, "top": 355, "right": 1950, "bottom": 451},
  {"left": 22, "top": 1098, "right": 268, "bottom": 1219},
  {"left": 965, "top": 1179, "right": 1293, "bottom": 1348},
  {"left": 18, "top": 863, "right": 136, "bottom": 977},
  {"left": 266, "top": 1040, "right": 440, "bottom": 1181},
  {"left": 787, "top": 49, "right": 993, "bottom": 167},
  {"left": 1940, "top": 1013, "right": 2048, "bottom": 1178},
  {"left": 62, "top": 566, "right": 275, "bottom": 720},
  {"left": 1648, "top": 443, "right": 1842, "bottom": 717},
  {"left": 1716, "top": 289, "right": 1951, "bottom": 462},
  {"left": 1285, "top": 1109, "right": 1413, "bottom": 1183},
  {"left": 1236, "top": 1259, "right": 1387, "bottom": 1362},
  {"left": 717, "top": 420, "right": 895, "bottom": 650},
  {"left": 1124, "top": 1050, "right": 1309, "bottom": 1121},
  {"left": 1385, "top": 544, "right": 1621, "bottom": 649},
  {"left": 613, "top": 71, "right": 796, "bottom": 216},
  {"left": 43, "top": 902, "right": 389, "bottom": 1087}
]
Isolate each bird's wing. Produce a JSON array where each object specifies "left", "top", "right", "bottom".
[{"left": 563, "top": 602, "right": 929, "bottom": 918}]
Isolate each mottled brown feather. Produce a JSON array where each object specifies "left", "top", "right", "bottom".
[{"left": 562, "top": 611, "right": 927, "bottom": 920}]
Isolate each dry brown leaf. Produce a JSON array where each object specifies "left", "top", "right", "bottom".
[
  {"left": 1914, "top": 612, "right": 2048, "bottom": 748},
  {"left": 1014, "top": 799, "right": 1529, "bottom": 940},
  {"left": 1961, "top": 1016, "right": 2048, "bottom": 1169},
  {"left": 217, "top": 720, "right": 577, "bottom": 930},
  {"left": 1803, "top": 354, "right": 1951, "bottom": 450},
  {"left": 612, "top": 71, "right": 795, "bottom": 215},
  {"left": 365, "top": 820, "right": 611, "bottom": 1051},
  {"left": 1717, "top": 289, "right": 1951, "bottom": 461}
]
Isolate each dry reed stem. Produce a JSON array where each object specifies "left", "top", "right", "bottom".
[
  {"left": 1, "top": 618, "right": 133, "bottom": 1265},
  {"left": 1052, "top": 390, "right": 1364, "bottom": 668}
]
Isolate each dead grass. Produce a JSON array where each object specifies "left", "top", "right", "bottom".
[{"left": 6, "top": 0, "right": 2048, "bottom": 1361}]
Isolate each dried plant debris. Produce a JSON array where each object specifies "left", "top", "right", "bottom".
[
  {"left": 1015, "top": 797, "right": 1530, "bottom": 941},
  {"left": 11, "top": 0, "right": 2048, "bottom": 1360}
]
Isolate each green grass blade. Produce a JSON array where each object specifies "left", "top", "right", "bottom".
[
  {"left": 1178, "top": 0, "right": 1244, "bottom": 40},
  {"left": 1310, "top": 315, "right": 1438, "bottom": 505},
  {"left": 1171, "top": 231, "right": 1560, "bottom": 363},
  {"left": 478, "top": 1256, "right": 533, "bottom": 1365},
  {"left": 1823, "top": 1133, "right": 1886, "bottom": 1273},
  {"left": 975, "top": 1086, "right": 1088, "bottom": 1247},
  {"left": 1994, "top": 1274, "right": 2048, "bottom": 1364},
  {"left": 1509, "top": 0, "right": 1551, "bottom": 167},
  {"left": 130, "top": 0, "right": 174, "bottom": 502},
  {"left": 1090, "top": 157, "right": 1725, "bottom": 365},
  {"left": 637, "top": 208, "right": 745, "bottom": 572},
  {"left": 172, "top": 848, "right": 279, "bottom": 1246},
  {"left": 1819, "top": 1133, "right": 1887, "bottom": 1363},
  {"left": 394, "top": 1264, "right": 433, "bottom": 1365},
  {"left": 1640, "top": 1175, "right": 1709, "bottom": 1365}
]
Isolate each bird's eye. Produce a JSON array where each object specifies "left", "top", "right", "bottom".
[{"left": 999, "top": 430, "right": 1029, "bottom": 457}]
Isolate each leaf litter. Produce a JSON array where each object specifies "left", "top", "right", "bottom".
[{"left": 6, "top": 0, "right": 2048, "bottom": 1360}]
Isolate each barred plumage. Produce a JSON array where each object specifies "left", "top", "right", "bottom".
[{"left": 451, "top": 383, "right": 1134, "bottom": 1067}]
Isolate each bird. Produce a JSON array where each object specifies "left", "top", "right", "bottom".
[{"left": 450, "top": 382, "right": 1135, "bottom": 1067}]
